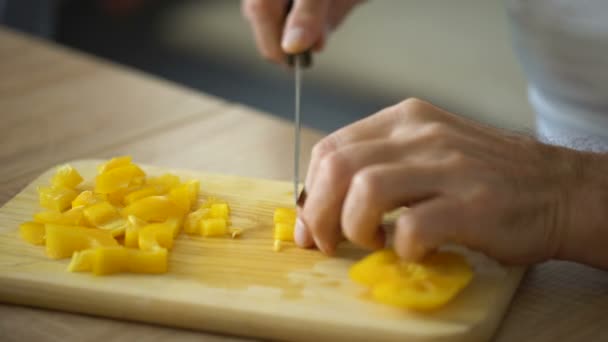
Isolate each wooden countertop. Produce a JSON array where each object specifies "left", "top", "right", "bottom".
[{"left": 1, "top": 27, "right": 606, "bottom": 342}]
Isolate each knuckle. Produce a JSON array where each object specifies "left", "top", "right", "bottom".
[
  {"left": 396, "top": 215, "right": 423, "bottom": 243},
  {"left": 398, "top": 97, "right": 429, "bottom": 115},
  {"left": 351, "top": 169, "right": 382, "bottom": 202},
  {"left": 318, "top": 151, "right": 349, "bottom": 182},
  {"left": 444, "top": 151, "right": 467, "bottom": 168},
  {"left": 311, "top": 136, "right": 338, "bottom": 162}
]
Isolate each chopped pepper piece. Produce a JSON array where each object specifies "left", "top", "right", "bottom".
[
  {"left": 139, "top": 223, "right": 174, "bottom": 250},
  {"left": 124, "top": 215, "right": 147, "bottom": 248},
  {"left": 19, "top": 222, "right": 45, "bottom": 245},
  {"left": 83, "top": 201, "right": 120, "bottom": 227},
  {"left": 51, "top": 164, "right": 84, "bottom": 189},
  {"left": 45, "top": 224, "right": 118, "bottom": 259},
  {"left": 272, "top": 207, "right": 296, "bottom": 251},
  {"left": 146, "top": 173, "right": 181, "bottom": 192},
  {"left": 68, "top": 248, "right": 96, "bottom": 272},
  {"left": 200, "top": 218, "right": 227, "bottom": 237},
  {"left": 68, "top": 246, "right": 167, "bottom": 275},
  {"left": 349, "top": 249, "right": 473, "bottom": 311},
  {"left": 38, "top": 186, "right": 78, "bottom": 212},
  {"left": 124, "top": 185, "right": 161, "bottom": 205},
  {"left": 97, "top": 156, "right": 133, "bottom": 174},
  {"left": 34, "top": 206, "right": 86, "bottom": 226},
  {"left": 95, "top": 164, "right": 145, "bottom": 194},
  {"left": 72, "top": 190, "right": 106, "bottom": 208},
  {"left": 209, "top": 203, "right": 230, "bottom": 219},
  {"left": 122, "top": 196, "right": 179, "bottom": 222},
  {"left": 183, "top": 207, "right": 209, "bottom": 234}
]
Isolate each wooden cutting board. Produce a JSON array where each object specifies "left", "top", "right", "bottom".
[{"left": 0, "top": 160, "right": 524, "bottom": 342}]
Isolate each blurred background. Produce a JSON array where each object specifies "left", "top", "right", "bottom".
[{"left": 0, "top": 0, "right": 535, "bottom": 133}]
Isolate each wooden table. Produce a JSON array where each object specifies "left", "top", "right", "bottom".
[{"left": 1, "top": 27, "right": 607, "bottom": 342}]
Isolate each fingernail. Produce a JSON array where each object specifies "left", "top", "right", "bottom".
[
  {"left": 296, "top": 188, "right": 307, "bottom": 208},
  {"left": 294, "top": 218, "right": 308, "bottom": 247},
  {"left": 282, "top": 27, "right": 306, "bottom": 52}
]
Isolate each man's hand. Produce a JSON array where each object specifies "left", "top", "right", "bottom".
[
  {"left": 296, "top": 98, "right": 608, "bottom": 269},
  {"left": 241, "top": 0, "right": 363, "bottom": 63}
]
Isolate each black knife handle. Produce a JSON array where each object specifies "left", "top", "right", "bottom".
[{"left": 285, "top": 0, "right": 313, "bottom": 68}]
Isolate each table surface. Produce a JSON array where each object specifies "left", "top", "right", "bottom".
[{"left": 1, "top": 27, "right": 607, "bottom": 342}]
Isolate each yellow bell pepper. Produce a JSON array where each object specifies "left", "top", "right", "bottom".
[
  {"left": 97, "top": 155, "right": 133, "bottom": 174},
  {"left": 122, "top": 196, "right": 179, "bottom": 222},
  {"left": 124, "top": 215, "right": 147, "bottom": 248},
  {"left": 19, "top": 222, "right": 45, "bottom": 245},
  {"left": 146, "top": 173, "right": 181, "bottom": 192},
  {"left": 45, "top": 224, "right": 118, "bottom": 259},
  {"left": 68, "top": 246, "right": 167, "bottom": 275},
  {"left": 183, "top": 207, "right": 209, "bottom": 234},
  {"left": 200, "top": 218, "right": 227, "bottom": 237},
  {"left": 95, "top": 164, "right": 145, "bottom": 194},
  {"left": 124, "top": 185, "right": 161, "bottom": 205},
  {"left": 51, "top": 164, "right": 84, "bottom": 189},
  {"left": 72, "top": 190, "right": 106, "bottom": 208},
  {"left": 83, "top": 201, "right": 120, "bottom": 227},
  {"left": 349, "top": 249, "right": 473, "bottom": 311},
  {"left": 209, "top": 203, "right": 230, "bottom": 219},
  {"left": 139, "top": 223, "right": 174, "bottom": 250},
  {"left": 33, "top": 206, "right": 86, "bottom": 226},
  {"left": 67, "top": 248, "right": 96, "bottom": 272},
  {"left": 38, "top": 186, "right": 78, "bottom": 212},
  {"left": 272, "top": 208, "right": 296, "bottom": 251}
]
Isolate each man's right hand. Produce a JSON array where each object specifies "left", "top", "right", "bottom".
[{"left": 241, "top": 0, "right": 363, "bottom": 64}]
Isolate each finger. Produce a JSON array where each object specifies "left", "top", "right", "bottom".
[
  {"left": 341, "top": 163, "right": 443, "bottom": 250},
  {"left": 297, "top": 140, "right": 403, "bottom": 253},
  {"left": 393, "top": 197, "right": 466, "bottom": 260},
  {"left": 304, "top": 103, "right": 409, "bottom": 191},
  {"left": 242, "top": 0, "right": 289, "bottom": 63},
  {"left": 282, "top": 0, "right": 331, "bottom": 53},
  {"left": 327, "top": 0, "right": 363, "bottom": 29}
]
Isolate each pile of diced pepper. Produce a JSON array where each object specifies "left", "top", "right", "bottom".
[{"left": 19, "top": 156, "right": 242, "bottom": 275}]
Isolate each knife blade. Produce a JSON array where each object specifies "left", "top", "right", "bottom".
[{"left": 288, "top": 52, "right": 311, "bottom": 205}]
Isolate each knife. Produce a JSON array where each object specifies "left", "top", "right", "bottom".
[{"left": 287, "top": 52, "right": 311, "bottom": 205}]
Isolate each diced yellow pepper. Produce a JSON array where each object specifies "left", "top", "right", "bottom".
[
  {"left": 106, "top": 185, "right": 140, "bottom": 207},
  {"left": 34, "top": 206, "right": 86, "bottom": 226},
  {"left": 209, "top": 203, "right": 230, "bottom": 219},
  {"left": 185, "top": 179, "right": 200, "bottom": 206},
  {"left": 45, "top": 224, "right": 118, "bottom": 259},
  {"left": 83, "top": 201, "right": 120, "bottom": 227},
  {"left": 127, "top": 247, "right": 168, "bottom": 274},
  {"left": 200, "top": 218, "right": 227, "bottom": 237},
  {"left": 97, "top": 156, "right": 133, "bottom": 174},
  {"left": 165, "top": 216, "right": 184, "bottom": 237},
  {"left": 349, "top": 249, "right": 473, "bottom": 311},
  {"left": 72, "top": 190, "right": 106, "bottom": 208},
  {"left": 200, "top": 196, "right": 226, "bottom": 209},
  {"left": 168, "top": 184, "right": 192, "bottom": 215},
  {"left": 273, "top": 222, "right": 294, "bottom": 241},
  {"left": 67, "top": 248, "right": 96, "bottom": 272},
  {"left": 124, "top": 185, "right": 160, "bottom": 205},
  {"left": 124, "top": 215, "right": 147, "bottom": 248},
  {"left": 146, "top": 173, "right": 181, "bottom": 192},
  {"left": 38, "top": 186, "right": 78, "bottom": 212},
  {"left": 92, "top": 246, "right": 129, "bottom": 275},
  {"left": 273, "top": 207, "right": 296, "bottom": 225},
  {"left": 51, "top": 164, "right": 84, "bottom": 189},
  {"left": 67, "top": 246, "right": 167, "bottom": 275},
  {"left": 183, "top": 207, "right": 209, "bottom": 234},
  {"left": 95, "top": 165, "right": 145, "bottom": 194},
  {"left": 19, "top": 222, "right": 45, "bottom": 245},
  {"left": 139, "top": 223, "right": 174, "bottom": 250},
  {"left": 122, "top": 196, "right": 179, "bottom": 222},
  {"left": 99, "top": 217, "right": 129, "bottom": 238}
]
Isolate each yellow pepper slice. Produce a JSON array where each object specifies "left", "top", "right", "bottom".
[
  {"left": 209, "top": 203, "right": 230, "bottom": 219},
  {"left": 38, "top": 186, "right": 78, "bottom": 212},
  {"left": 273, "top": 222, "right": 295, "bottom": 241},
  {"left": 45, "top": 224, "right": 118, "bottom": 259},
  {"left": 68, "top": 246, "right": 167, "bottom": 275},
  {"left": 146, "top": 173, "right": 181, "bottom": 192},
  {"left": 83, "top": 201, "right": 120, "bottom": 227},
  {"left": 72, "top": 190, "right": 106, "bottom": 208},
  {"left": 138, "top": 223, "right": 174, "bottom": 250},
  {"left": 183, "top": 207, "right": 209, "bottom": 234},
  {"left": 122, "top": 196, "right": 179, "bottom": 222},
  {"left": 124, "top": 185, "right": 161, "bottom": 205},
  {"left": 349, "top": 249, "right": 473, "bottom": 310},
  {"left": 200, "top": 218, "right": 227, "bottom": 237},
  {"left": 51, "top": 164, "right": 84, "bottom": 189},
  {"left": 124, "top": 215, "right": 147, "bottom": 248},
  {"left": 272, "top": 208, "right": 296, "bottom": 251},
  {"left": 33, "top": 206, "right": 86, "bottom": 226},
  {"left": 273, "top": 207, "right": 296, "bottom": 225},
  {"left": 97, "top": 156, "right": 133, "bottom": 174},
  {"left": 95, "top": 164, "right": 145, "bottom": 194},
  {"left": 19, "top": 222, "right": 45, "bottom": 245}
]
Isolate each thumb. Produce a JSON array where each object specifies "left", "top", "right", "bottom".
[{"left": 282, "top": 0, "right": 330, "bottom": 53}]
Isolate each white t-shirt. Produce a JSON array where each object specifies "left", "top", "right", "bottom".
[{"left": 507, "top": 0, "right": 608, "bottom": 151}]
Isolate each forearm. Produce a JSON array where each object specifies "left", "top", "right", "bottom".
[{"left": 556, "top": 148, "right": 608, "bottom": 269}]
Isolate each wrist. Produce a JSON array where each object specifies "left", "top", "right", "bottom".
[{"left": 554, "top": 147, "right": 608, "bottom": 268}]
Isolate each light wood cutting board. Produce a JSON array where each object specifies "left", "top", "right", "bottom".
[{"left": 0, "top": 160, "right": 524, "bottom": 342}]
